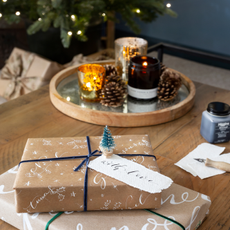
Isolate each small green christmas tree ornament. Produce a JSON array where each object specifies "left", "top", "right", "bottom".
[{"left": 99, "top": 125, "right": 116, "bottom": 158}]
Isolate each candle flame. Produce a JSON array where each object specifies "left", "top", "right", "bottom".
[
  {"left": 86, "top": 82, "right": 91, "bottom": 88},
  {"left": 142, "top": 61, "right": 148, "bottom": 67}
]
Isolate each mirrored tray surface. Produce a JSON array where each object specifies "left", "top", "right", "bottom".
[{"left": 57, "top": 73, "right": 190, "bottom": 114}]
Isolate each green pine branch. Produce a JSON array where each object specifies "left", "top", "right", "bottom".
[{"left": 0, "top": 0, "right": 177, "bottom": 48}]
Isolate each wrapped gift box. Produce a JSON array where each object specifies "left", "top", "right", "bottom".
[
  {"left": 0, "top": 166, "right": 211, "bottom": 230},
  {"left": 13, "top": 135, "right": 161, "bottom": 213},
  {"left": 0, "top": 47, "right": 63, "bottom": 100}
]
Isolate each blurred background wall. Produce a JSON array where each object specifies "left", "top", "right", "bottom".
[{"left": 116, "top": 0, "right": 230, "bottom": 58}]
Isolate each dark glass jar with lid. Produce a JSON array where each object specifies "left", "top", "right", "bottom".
[
  {"left": 128, "top": 56, "right": 160, "bottom": 100},
  {"left": 200, "top": 102, "right": 230, "bottom": 143}
]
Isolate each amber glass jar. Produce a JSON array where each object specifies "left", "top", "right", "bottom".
[{"left": 128, "top": 56, "right": 160, "bottom": 100}]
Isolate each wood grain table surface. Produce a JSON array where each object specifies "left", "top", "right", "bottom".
[{"left": 0, "top": 81, "right": 229, "bottom": 229}]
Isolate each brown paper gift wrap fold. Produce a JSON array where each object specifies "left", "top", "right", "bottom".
[
  {"left": 1, "top": 166, "right": 211, "bottom": 230},
  {"left": 0, "top": 47, "right": 63, "bottom": 100},
  {"left": 13, "top": 135, "right": 162, "bottom": 213}
]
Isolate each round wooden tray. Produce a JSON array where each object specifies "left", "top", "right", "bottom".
[{"left": 49, "top": 61, "right": 196, "bottom": 127}]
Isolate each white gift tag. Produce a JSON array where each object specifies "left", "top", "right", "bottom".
[{"left": 88, "top": 154, "right": 173, "bottom": 194}]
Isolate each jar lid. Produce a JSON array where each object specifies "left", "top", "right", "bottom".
[{"left": 207, "top": 102, "right": 230, "bottom": 116}]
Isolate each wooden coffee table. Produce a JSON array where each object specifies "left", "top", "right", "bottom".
[{"left": 0, "top": 81, "right": 229, "bottom": 229}]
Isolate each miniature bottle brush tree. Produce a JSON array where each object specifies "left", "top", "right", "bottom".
[{"left": 99, "top": 125, "right": 116, "bottom": 158}]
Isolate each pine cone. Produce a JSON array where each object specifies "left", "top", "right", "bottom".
[
  {"left": 100, "top": 81, "right": 127, "bottom": 107},
  {"left": 100, "top": 64, "right": 127, "bottom": 107},
  {"left": 160, "top": 63, "right": 167, "bottom": 75},
  {"left": 103, "top": 64, "right": 118, "bottom": 78},
  {"left": 157, "top": 69, "right": 182, "bottom": 101},
  {"left": 106, "top": 73, "right": 124, "bottom": 84}
]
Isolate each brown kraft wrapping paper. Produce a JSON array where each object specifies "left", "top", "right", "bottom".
[
  {"left": 13, "top": 135, "right": 161, "bottom": 213},
  {"left": 0, "top": 47, "right": 63, "bottom": 100},
  {"left": 0, "top": 166, "right": 211, "bottom": 230}
]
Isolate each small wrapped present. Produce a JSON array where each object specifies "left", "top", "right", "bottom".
[
  {"left": 0, "top": 166, "right": 211, "bottom": 230},
  {"left": 0, "top": 47, "right": 63, "bottom": 100},
  {"left": 13, "top": 135, "right": 162, "bottom": 213}
]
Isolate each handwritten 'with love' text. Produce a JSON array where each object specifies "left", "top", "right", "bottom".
[{"left": 88, "top": 155, "right": 172, "bottom": 194}]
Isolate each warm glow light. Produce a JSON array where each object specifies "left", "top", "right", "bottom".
[
  {"left": 66, "top": 96, "right": 71, "bottom": 101},
  {"left": 68, "top": 31, "right": 72, "bottom": 36},
  {"left": 0, "top": 13, "right": 2, "bottom": 17},
  {"left": 83, "top": 73, "right": 102, "bottom": 91},
  {"left": 142, "top": 61, "right": 148, "bottom": 67},
  {"left": 86, "top": 82, "right": 91, "bottom": 88},
  {"left": 102, "top": 13, "right": 106, "bottom": 16},
  {"left": 77, "top": 30, "right": 82, "bottom": 35},
  {"left": 71, "top": 15, "right": 76, "bottom": 21},
  {"left": 38, "top": 18, "right": 42, "bottom": 21},
  {"left": 166, "top": 3, "right": 171, "bottom": 8},
  {"left": 2, "top": 0, "right": 7, "bottom": 2},
  {"left": 78, "top": 64, "right": 105, "bottom": 102},
  {"left": 136, "top": 9, "right": 140, "bottom": 13},
  {"left": 15, "top": 11, "right": 20, "bottom": 16}
]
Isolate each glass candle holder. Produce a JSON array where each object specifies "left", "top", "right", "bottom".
[
  {"left": 77, "top": 64, "right": 105, "bottom": 102},
  {"left": 128, "top": 56, "right": 160, "bottom": 100},
  {"left": 115, "top": 37, "right": 148, "bottom": 83}
]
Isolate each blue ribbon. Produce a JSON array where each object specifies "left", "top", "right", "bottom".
[
  {"left": 75, "top": 136, "right": 100, "bottom": 211},
  {"left": 19, "top": 136, "right": 156, "bottom": 211}
]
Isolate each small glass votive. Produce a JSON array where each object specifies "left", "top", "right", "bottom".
[
  {"left": 128, "top": 56, "right": 160, "bottom": 100},
  {"left": 115, "top": 37, "right": 148, "bottom": 83},
  {"left": 77, "top": 64, "right": 105, "bottom": 102}
]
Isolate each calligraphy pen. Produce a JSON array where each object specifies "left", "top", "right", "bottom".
[{"left": 194, "top": 158, "right": 230, "bottom": 172}]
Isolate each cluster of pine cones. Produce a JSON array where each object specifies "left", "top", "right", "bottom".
[
  {"left": 99, "top": 63, "right": 182, "bottom": 107},
  {"left": 157, "top": 64, "right": 182, "bottom": 101},
  {"left": 99, "top": 64, "right": 127, "bottom": 107}
]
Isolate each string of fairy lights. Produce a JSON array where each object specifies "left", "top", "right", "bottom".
[{"left": 0, "top": 0, "right": 172, "bottom": 37}]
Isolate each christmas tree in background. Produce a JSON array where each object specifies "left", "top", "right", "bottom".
[
  {"left": 0, "top": 0, "right": 177, "bottom": 48},
  {"left": 100, "top": 125, "right": 116, "bottom": 157}
]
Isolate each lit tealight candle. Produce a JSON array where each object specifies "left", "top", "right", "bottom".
[{"left": 77, "top": 64, "right": 105, "bottom": 102}]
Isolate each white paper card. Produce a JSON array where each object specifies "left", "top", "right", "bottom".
[
  {"left": 88, "top": 154, "right": 173, "bottom": 194},
  {"left": 188, "top": 153, "right": 230, "bottom": 179},
  {"left": 175, "top": 143, "right": 226, "bottom": 178}
]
